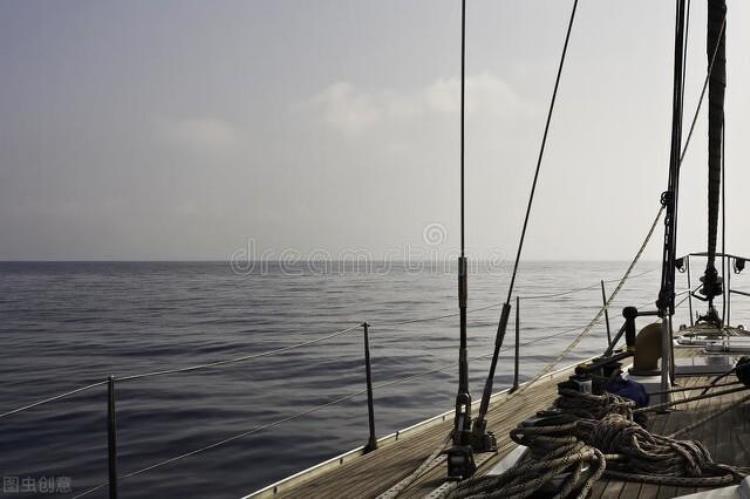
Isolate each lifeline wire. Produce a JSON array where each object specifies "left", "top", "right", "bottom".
[{"left": 117, "top": 323, "right": 361, "bottom": 383}]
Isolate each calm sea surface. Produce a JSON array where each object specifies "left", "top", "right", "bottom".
[{"left": 1, "top": 260, "right": 746, "bottom": 498}]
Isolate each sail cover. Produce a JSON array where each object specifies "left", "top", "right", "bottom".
[{"left": 702, "top": 0, "right": 726, "bottom": 302}]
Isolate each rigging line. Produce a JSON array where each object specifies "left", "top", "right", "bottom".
[
  {"left": 0, "top": 380, "right": 107, "bottom": 420},
  {"left": 721, "top": 115, "right": 726, "bottom": 321},
  {"left": 71, "top": 388, "right": 374, "bottom": 499},
  {"left": 380, "top": 303, "right": 499, "bottom": 327},
  {"left": 371, "top": 323, "right": 588, "bottom": 394},
  {"left": 378, "top": 269, "right": 653, "bottom": 327},
  {"left": 678, "top": 0, "right": 690, "bottom": 257},
  {"left": 517, "top": 204, "right": 665, "bottom": 394},
  {"left": 635, "top": 285, "right": 695, "bottom": 312},
  {"left": 1, "top": 300, "right": 601, "bottom": 418},
  {"left": 471, "top": 2, "right": 579, "bottom": 433},
  {"left": 376, "top": 270, "right": 656, "bottom": 327},
  {"left": 383, "top": 270, "right": 658, "bottom": 326},
  {"left": 460, "top": 0, "right": 465, "bottom": 255},
  {"left": 519, "top": 282, "right": 602, "bottom": 301},
  {"left": 73, "top": 325, "right": 590, "bottom": 499},
  {"left": 681, "top": 0, "right": 691, "bottom": 109},
  {"left": 362, "top": 323, "right": 585, "bottom": 396},
  {"left": 117, "top": 323, "right": 361, "bottom": 383},
  {"left": 503, "top": 0, "right": 578, "bottom": 305},
  {"left": 385, "top": 269, "right": 659, "bottom": 327},
  {"left": 602, "top": 268, "right": 657, "bottom": 284},
  {"left": 678, "top": 13, "right": 726, "bottom": 167}
]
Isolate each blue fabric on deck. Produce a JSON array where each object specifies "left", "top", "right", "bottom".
[{"left": 605, "top": 377, "right": 650, "bottom": 407}]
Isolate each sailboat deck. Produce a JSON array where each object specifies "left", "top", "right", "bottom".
[
  {"left": 249, "top": 348, "right": 750, "bottom": 499},
  {"left": 591, "top": 372, "right": 748, "bottom": 498}
]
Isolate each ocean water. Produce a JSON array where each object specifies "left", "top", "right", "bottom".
[{"left": 1, "top": 260, "right": 746, "bottom": 498}]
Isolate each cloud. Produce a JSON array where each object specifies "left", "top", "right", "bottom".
[
  {"left": 157, "top": 117, "right": 242, "bottom": 152},
  {"left": 308, "top": 82, "right": 381, "bottom": 135},
  {"left": 306, "top": 73, "right": 528, "bottom": 135},
  {"left": 425, "top": 73, "right": 525, "bottom": 115}
]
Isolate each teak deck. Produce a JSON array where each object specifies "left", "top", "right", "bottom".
[{"left": 248, "top": 348, "right": 749, "bottom": 499}]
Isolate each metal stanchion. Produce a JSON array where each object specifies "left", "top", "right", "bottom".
[
  {"left": 107, "top": 376, "right": 118, "bottom": 499},
  {"left": 362, "top": 322, "right": 377, "bottom": 453}
]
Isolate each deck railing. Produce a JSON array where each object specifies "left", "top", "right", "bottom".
[
  {"left": 0, "top": 269, "right": 683, "bottom": 499},
  {"left": 677, "top": 252, "right": 750, "bottom": 327}
]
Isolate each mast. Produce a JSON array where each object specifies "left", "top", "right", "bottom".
[
  {"left": 655, "top": 0, "right": 687, "bottom": 392},
  {"left": 446, "top": 0, "right": 497, "bottom": 480},
  {"left": 452, "top": 0, "right": 472, "bottom": 450},
  {"left": 656, "top": 0, "right": 687, "bottom": 319},
  {"left": 699, "top": 0, "right": 727, "bottom": 322}
]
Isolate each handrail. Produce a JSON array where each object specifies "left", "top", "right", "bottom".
[
  {"left": 1, "top": 269, "right": 663, "bottom": 498},
  {"left": 71, "top": 386, "right": 376, "bottom": 499},
  {"left": 117, "top": 323, "right": 362, "bottom": 383},
  {"left": 0, "top": 272, "right": 657, "bottom": 420},
  {"left": 679, "top": 251, "right": 749, "bottom": 261},
  {"left": 0, "top": 324, "right": 363, "bottom": 419},
  {"left": 378, "top": 302, "right": 499, "bottom": 327},
  {"left": 520, "top": 269, "right": 656, "bottom": 301},
  {"left": 69, "top": 320, "right": 591, "bottom": 499},
  {"left": 0, "top": 380, "right": 107, "bottom": 420}
]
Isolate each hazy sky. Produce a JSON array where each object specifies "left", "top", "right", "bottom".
[{"left": 1, "top": 1, "right": 749, "bottom": 261}]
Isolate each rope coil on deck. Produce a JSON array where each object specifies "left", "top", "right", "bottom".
[
  {"left": 446, "top": 414, "right": 605, "bottom": 499},
  {"left": 554, "top": 389, "right": 635, "bottom": 421},
  {"left": 439, "top": 386, "right": 748, "bottom": 499},
  {"left": 579, "top": 413, "right": 741, "bottom": 486}
]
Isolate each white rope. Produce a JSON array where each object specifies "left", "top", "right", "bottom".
[{"left": 518, "top": 205, "right": 665, "bottom": 393}]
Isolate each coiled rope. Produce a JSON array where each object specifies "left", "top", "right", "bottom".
[
  {"left": 440, "top": 385, "right": 746, "bottom": 498},
  {"left": 446, "top": 413, "right": 605, "bottom": 499},
  {"left": 555, "top": 389, "right": 635, "bottom": 421},
  {"left": 579, "top": 413, "right": 741, "bottom": 486}
]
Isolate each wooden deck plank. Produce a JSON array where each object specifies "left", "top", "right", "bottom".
[
  {"left": 593, "top": 375, "right": 702, "bottom": 498},
  {"left": 654, "top": 375, "right": 702, "bottom": 499},
  {"left": 401, "top": 379, "right": 562, "bottom": 497},
  {"left": 594, "top": 350, "right": 750, "bottom": 499},
  {"left": 269, "top": 372, "right": 566, "bottom": 499},
  {"left": 631, "top": 376, "right": 687, "bottom": 499},
  {"left": 256, "top": 345, "right": 750, "bottom": 499}
]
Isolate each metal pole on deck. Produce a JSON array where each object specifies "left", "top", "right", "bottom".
[
  {"left": 600, "top": 280, "right": 612, "bottom": 346},
  {"left": 686, "top": 256, "right": 694, "bottom": 326},
  {"left": 107, "top": 376, "right": 118, "bottom": 499},
  {"left": 669, "top": 315, "right": 677, "bottom": 385},
  {"left": 656, "top": 0, "right": 686, "bottom": 397},
  {"left": 511, "top": 297, "right": 520, "bottom": 393},
  {"left": 660, "top": 314, "right": 678, "bottom": 402},
  {"left": 362, "top": 322, "right": 377, "bottom": 453},
  {"left": 727, "top": 257, "right": 732, "bottom": 326}
]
